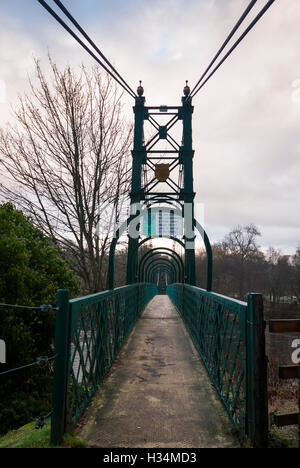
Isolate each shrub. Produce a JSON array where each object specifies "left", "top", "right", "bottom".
[{"left": 0, "top": 203, "right": 79, "bottom": 434}]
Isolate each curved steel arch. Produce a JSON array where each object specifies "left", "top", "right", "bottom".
[
  {"left": 193, "top": 218, "right": 213, "bottom": 291},
  {"left": 150, "top": 268, "right": 173, "bottom": 289},
  {"left": 138, "top": 247, "right": 184, "bottom": 283},
  {"left": 149, "top": 269, "right": 173, "bottom": 286},
  {"left": 143, "top": 255, "right": 181, "bottom": 284},
  {"left": 140, "top": 252, "right": 182, "bottom": 284},
  {"left": 149, "top": 267, "right": 174, "bottom": 285},
  {"left": 137, "top": 247, "right": 184, "bottom": 280},
  {"left": 149, "top": 265, "right": 173, "bottom": 283},
  {"left": 145, "top": 259, "right": 177, "bottom": 284},
  {"left": 144, "top": 198, "right": 183, "bottom": 209},
  {"left": 108, "top": 205, "right": 183, "bottom": 288},
  {"left": 146, "top": 260, "right": 176, "bottom": 285},
  {"left": 138, "top": 235, "right": 185, "bottom": 249},
  {"left": 150, "top": 262, "right": 173, "bottom": 293},
  {"left": 127, "top": 236, "right": 185, "bottom": 282},
  {"left": 108, "top": 206, "right": 212, "bottom": 290}
]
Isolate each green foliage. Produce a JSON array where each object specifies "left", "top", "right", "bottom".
[
  {"left": 196, "top": 225, "right": 300, "bottom": 303},
  {"left": 268, "top": 426, "right": 298, "bottom": 449},
  {"left": 0, "top": 202, "right": 80, "bottom": 434}
]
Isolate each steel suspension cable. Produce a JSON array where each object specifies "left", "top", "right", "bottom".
[
  {"left": 191, "top": 0, "right": 276, "bottom": 98},
  {"left": 52, "top": 0, "right": 137, "bottom": 98},
  {"left": 37, "top": 0, "right": 137, "bottom": 99},
  {"left": 190, "top": 0, "right": 258, "bottom": 97},
  {"left": 0, "top": 355, "right": 57, "bottom": 377}
]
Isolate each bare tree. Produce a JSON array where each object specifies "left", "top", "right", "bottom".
[{"left": 0, "top": 57, "right": 132, "bottom": 293}]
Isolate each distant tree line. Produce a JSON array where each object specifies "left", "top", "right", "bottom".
[{"left": 196, "top": 224, "right": 300, "bottom": 305}]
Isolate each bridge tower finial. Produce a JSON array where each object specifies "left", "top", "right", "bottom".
[
  {"left": 183, "top": 80, "right": 190, "bottom": 97},
  {"left": 137, "top": 80, "right": 144, "bottom": 97}
]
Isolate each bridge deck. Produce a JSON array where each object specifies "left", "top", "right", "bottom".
[{"left": 77, "top": 296, "right": 239, "bottom": 448}]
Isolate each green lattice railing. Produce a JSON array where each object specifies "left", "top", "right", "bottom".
[
  {"left": 51, "top": 283, "right": 157, "bottom": 445},
  {"left": 50, "top": 281, "right": 267, "bottom": 447},
  {"left": 166, "top": 284, "right": 268, "bottom": 447}
]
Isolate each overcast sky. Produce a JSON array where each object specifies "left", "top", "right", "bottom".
[{"left": 0, "top": 0, "right": 299, "bottom": 254}]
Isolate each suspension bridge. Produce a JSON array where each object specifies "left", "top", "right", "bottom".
[{"left": 8, "top": 0, "right": 278, "bottom": 448}]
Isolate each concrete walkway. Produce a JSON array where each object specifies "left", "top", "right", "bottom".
[{"left": 77, "top": 296, "right": 239, "bottom": 448}]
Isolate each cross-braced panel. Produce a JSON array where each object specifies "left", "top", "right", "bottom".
[
  {"left": 167, "top": 284, "right": 247, "bottom": 442},
  {"left": 67, "top": 283, "right": 157, "bottom": 424}
]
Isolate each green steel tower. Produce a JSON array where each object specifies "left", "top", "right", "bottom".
[{"left": 126, "top": 81, "right": 196, "bottom": 286}]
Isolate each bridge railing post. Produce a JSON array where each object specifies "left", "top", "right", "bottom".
[
  {"left": 137, "top": 283, "right": 141, "bottom": 314},
  {"left": 246, "top": 293, "right": 268, "bottom": 448},
  {"left": 51, "top": 289, "right": 70, "bottom": 446}
]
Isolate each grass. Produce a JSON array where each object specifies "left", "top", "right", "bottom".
[
  {"left": 1, "top": 415, "right": 297, "bottom": 449},
  {"left": 0, "top": 421, "right": 86, "bottom": 448}
]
